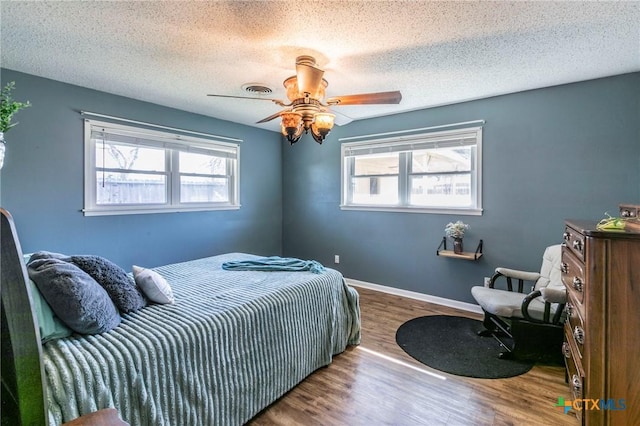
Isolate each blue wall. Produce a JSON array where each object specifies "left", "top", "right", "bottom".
[
  {"left": 3, "top": 70, "right": 638, "bottom": 305},
  {"left": 282, "top": 73, "right": 640, "bottom": 303},
  {"left": 0, "top": 69, "right": 283, "bottom": 269}
]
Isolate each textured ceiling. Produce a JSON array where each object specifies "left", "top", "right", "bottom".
[{"left": 1, "top": 1, "right": 639, "bottom": 132}]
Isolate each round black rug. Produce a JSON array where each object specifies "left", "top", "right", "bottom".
[{"left": 396, "top": 315, "right": 533, "bottom": 379}]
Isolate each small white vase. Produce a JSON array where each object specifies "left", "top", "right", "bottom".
[{"left": 0, "top": 132, "right": 5, "bottom": 170}]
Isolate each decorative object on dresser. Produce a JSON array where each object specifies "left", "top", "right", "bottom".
[
  {"left": 619, "top": 203, "right": 640, "bottom": 232},
  {"left": 471, "top": 245, "right": 567, "bottom": 363},
  {"left": 561, "top": 220, "right": 640, "bottom": 425}
]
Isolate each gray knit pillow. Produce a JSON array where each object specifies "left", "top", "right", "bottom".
[
  {"left": 27, "top": 258, "right": 121, "bottom": 334},
  {"left": 70, "top": 255, "right": 147, "bottom": 313}
]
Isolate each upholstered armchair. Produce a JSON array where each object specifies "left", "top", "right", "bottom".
[{"left": 471, "top": 244, "right": 567, "bottom": 362}]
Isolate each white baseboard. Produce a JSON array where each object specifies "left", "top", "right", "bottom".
[{"left": 345, "top": 277, "right": 483, "bottom": 315}]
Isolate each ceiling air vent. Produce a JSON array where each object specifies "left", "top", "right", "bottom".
[{"left": 242, "top": 83, "right": 272, "bottom": 95}]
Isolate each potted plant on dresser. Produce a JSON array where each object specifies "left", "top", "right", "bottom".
[{"left": 0, "top": 81, "right": 31, "bottom": 170}]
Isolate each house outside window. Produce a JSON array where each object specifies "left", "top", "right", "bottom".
[
  {"left": 84, "top": 119, "right": 240, "bottom": 216},
  {"left": 341, "top": 126, "right": 482, "bottom": 215}
]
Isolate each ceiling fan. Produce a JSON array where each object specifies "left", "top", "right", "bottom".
[{"left": 207, "top": 55, "right": 402, "bottom": 144}]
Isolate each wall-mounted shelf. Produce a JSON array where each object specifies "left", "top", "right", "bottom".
[{"left": 437, "top": 237, "right": 483, "bottom": 260}]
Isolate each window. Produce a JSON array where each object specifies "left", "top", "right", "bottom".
[
  {"left": 84, "top": 119, "right": 239, "bottom": 216},
  {"left": 341, "top": 126, "right": 482, "bottom": 215}
]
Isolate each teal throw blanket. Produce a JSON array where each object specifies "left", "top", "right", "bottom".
[{"left": 222, "top": 256, "right": 326, "bottom": 274}]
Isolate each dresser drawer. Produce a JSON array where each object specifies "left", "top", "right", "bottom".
[
  {"left": 561, "top": 248, "right": 586, "bottom": 309},
  {"left": 562, "top": 225, "right": 585, "bottom": 261},
  {"left": 565, "top": 302, "right": 585, "bottom": 361},
  {"left": 563, "top": 332, "right": 584, "bottom": 423}
]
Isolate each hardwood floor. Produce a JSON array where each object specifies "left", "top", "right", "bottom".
[{"left": 249, "top": 286, "right": 579, "bottom": 426}]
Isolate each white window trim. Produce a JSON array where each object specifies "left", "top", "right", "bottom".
[
  {"left": 340, "top": 126, "right": 483, "bottom": 216},
  {"left": 83, "top": 119, "right": 240, "bottom": 216}
]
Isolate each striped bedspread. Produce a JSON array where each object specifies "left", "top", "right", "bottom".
[{"left": 42, "top": 253, "right": 360, "bottom": 425}]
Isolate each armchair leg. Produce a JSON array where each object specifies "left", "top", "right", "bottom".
[
  {"left": 477, "top": 328, "right": 509, "bottom": 338},
  {"left": 478, "top": 311, "right": 511, "bottom": 338},
  {"left": 477, "top": 311, "right": 514, "bottom": 356}
]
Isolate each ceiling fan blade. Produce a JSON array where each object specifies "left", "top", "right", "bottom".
[
  {"left": 207, "top": 94, "right": 287, "bottom": 107},
  {"left": 256, "top": 110, "right": 284, "bottom": 124},
  {"left": 207, "top": 93, "right": 274, "bottom": 101},
  {"left": 296, "top": 62, "right": 325, "bottom": 95},
  {"left": 326, "top": 91, "right": 402, "bottom": 106}
]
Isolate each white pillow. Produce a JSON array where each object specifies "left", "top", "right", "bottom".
[{"left": 132, "top": 265, "right": 175, "bottom": 304}]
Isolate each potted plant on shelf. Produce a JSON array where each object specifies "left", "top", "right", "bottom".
[
  {"left": 445, "top": 220, "right": 469, "bottom": 254},
  {"left": 0, "top": 81, "right": 31, "bottom": 170}
]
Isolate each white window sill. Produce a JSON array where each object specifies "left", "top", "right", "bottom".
[
  {"left": 339, "top": 205, "right": 483, "bottom": 216},
  {"left": 83, "top": 205, "right": 240, "bottom": 216}
]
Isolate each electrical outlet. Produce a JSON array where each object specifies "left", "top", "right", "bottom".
[
  {"left": 334, "top": 255, "right": 340, "bottom": 264},
  {"left": 484, "top": 277, "right": 491, "bottom": 286}
]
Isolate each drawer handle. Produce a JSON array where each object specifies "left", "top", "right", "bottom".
[
  {"left": 562, "top": 342, "right": 571, "bottom": 358},
  {"left": 621, "top": 209, "right": 633, "bottom": 218},
  {"left": 572, "top": 277, "right": 583, "bottom": 292},
  {"left": 572, "top": 239, "right": 583, "bottom": 252},
  {"left": 561, "top": 262, "right": 568, "bottom": 273},
  {"left": 573, "top": 326, "right": 585, "bottom": 345},
  {"left": 572, "top": 374, "right": 582, "bottom": 393},
  {"left": 566, "top": 302, "right": 574, "bottom": 316},
  {"left": 563, "top": 231, "right": 571, "bottom": 242}
]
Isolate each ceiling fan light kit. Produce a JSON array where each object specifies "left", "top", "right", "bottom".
[
  {"left": 281, "top": 110, "right": 335, "bottom": 145},
  {"left": 208, "top": 55, "right": 401, "bottom": 145}
]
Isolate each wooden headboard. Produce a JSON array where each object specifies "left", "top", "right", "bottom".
[{"left": 1, "top": 208, "right": 47, "bottom": 425}]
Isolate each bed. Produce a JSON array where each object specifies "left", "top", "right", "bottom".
[{"left": 0, "top": 208, "right": 361, "bottom": 425}]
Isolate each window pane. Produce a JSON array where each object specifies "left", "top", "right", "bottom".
[
  {"left": 412, "top": 147, "right": 471, "bottom": 173},
  {"left": 342, "top": 127, "right": 481, "bottom": 212},
  {"left": 351, "top": 176, "right": 398, "bottom": 205},
  {"left": 96, "top": 172, "right": 166, "bottom": 205},
  {"left": 180, "top": 176, "right": 229, "bottom": 203},
  {"left": 354, "top": 153, "right": 399, "bottom": 176},
  {"left": 86, "top": 120, "right": 241, "bottom": 215},
  {"left": 96, "top": 142, "right": 165, "bottom": 171},
  {"left": 410, "top": 174, "right": 471, "bottom": 207},
  {"left": 179, "top": 152, "right": 226, "bottom": 175}
]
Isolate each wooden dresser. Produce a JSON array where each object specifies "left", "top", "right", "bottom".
[{"left": 561, "top": 220, "right": 640, "bottom": 425}]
